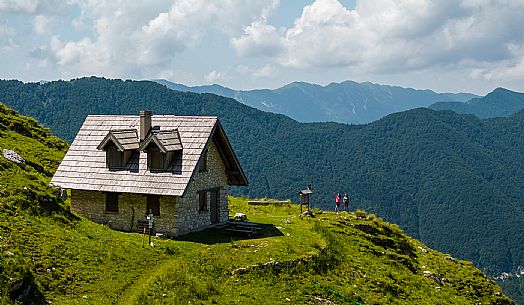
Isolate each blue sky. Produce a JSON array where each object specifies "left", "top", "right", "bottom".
[{"left": 1, "top": 0, "right": 524, "bottom": 95}]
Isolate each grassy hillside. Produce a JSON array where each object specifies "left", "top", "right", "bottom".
[
  {"left": 0, "top": 78, "right": 523, "bottom": 303},
  {"left": 0, "top": 103, "right": 514, "bottom": 304}
]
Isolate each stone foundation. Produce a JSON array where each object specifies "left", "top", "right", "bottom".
[{"left": 71, "top": 190, "right": 178, "bottom": 234}]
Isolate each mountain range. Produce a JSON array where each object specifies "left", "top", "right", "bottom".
[
  {"left": 154, "top": 79, "right": 478, "bottom": 124},
  {"left": 0, "top": 77, "right": 523, "bottom": 303}
]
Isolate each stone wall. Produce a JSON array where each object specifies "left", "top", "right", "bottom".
[
  {"left": 70, "top": 137, "right": 230, "bottom": 236},
  {"left": 71, "top": 190, "right": 177, "bottom": 234},
  {"left": 175, "top": 138, "right": 229, "bottom": 235}
]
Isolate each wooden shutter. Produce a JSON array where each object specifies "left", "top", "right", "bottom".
[
  {"left": 198, "top": 191, "right": 207, "bottom": 211},
  {"left": 107, "top": 145, "right": 124, "bottom": 168},
  {"left": 149, "top": 151, "right": 165, "bottom": 170}
]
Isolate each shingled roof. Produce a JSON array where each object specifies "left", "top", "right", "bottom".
[
  {"left": 50, "top": 114, "right": 248, "bottom": 196},
  {"left": 138, "top": 129, "right": 183, "bottom": 153},
  {"left": 97, "top": 129, "right": 139, "bottom": 151}
]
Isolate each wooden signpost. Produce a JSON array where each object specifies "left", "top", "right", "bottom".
[{"left": 298, "top": 184, "right": 313, "bottom": 213}]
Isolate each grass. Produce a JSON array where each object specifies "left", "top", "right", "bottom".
[{"left": 2, "top": 192, "right": 515, "bottom": 304}]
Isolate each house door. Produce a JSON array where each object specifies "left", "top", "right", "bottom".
[
  {"left": 147, "top": 195, "right": 160, "bottom": 216},
  {"left": 210, "top": 190, "right": 220, "bottom": 224}
]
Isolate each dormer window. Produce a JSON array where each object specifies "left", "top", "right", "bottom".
[
  {"left": 138, "top": 129, "right": 183, "bottom": 171},
  {"left": 97, "top": 129, "right": 139, "bottom": 168},
  {"left": 106, "top": 142, "right": 124, "bottom": 168},
  {"left": 145, "top": 144, "right": 167, "bottom": 170}
]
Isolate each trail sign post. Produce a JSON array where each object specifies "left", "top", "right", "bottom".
[
  {"left": 147, "top": 210, "right": 154, "bottom": 246},
  {"left": 298, "top": 184, "right": 313, "bottom": 213}
]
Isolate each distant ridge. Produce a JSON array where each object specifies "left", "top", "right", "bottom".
[
  {"left": 430, "top": 87, "right": 524, "bottom": 118},
  {"left": 154, "top": 79, "right": 478, "bottom": 124}
]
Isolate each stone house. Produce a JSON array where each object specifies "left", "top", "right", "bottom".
[{"left": 50, "top": 110, "right": 248, "bottom": 236}]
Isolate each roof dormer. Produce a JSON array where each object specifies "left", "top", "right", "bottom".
[
  {"left": 138, "top": 129, "right": 183, "bottom": 170},
  {"left": 97, "top": 129, "right": 139, "bottom": 168}
]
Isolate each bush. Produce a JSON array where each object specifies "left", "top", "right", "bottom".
[{"left": 354, "top": 209, "right": 367, "bottom": 219}]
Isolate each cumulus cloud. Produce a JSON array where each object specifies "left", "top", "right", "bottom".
[
  {"left": 0, "top": 22, "right": 13, "bottom": 36},
  {"left": 237, "top": 64, "right": 277, "bottom": 79},
  {"left": 231, "top": 18, "right": 284, "bottom": 57},
  {"left": 33, "top": 15, "right": 52, "bottom": 34},
  {"left": 205, "top": 70, "right": 228, "bottom": 83},
  {"left": 0, "top": 20, "right": 16, "bottom": 54},
  {"left": 231, "top": 0, "right": 524, "bottom": 79},
  {"left": 472, "top": 43, "right": 524, "bottom": 81},
  {"left": 44, "top": 0, "right": 279, "bottom": 78},
  {"left": 0, "top": 0, "right": 68, "bottom": 15}
]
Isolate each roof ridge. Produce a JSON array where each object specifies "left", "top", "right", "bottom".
[{"left": 87, "top": 114, "right": 218, "bottom": 119}]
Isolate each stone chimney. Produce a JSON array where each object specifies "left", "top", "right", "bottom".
[{"left": 140, "top": 110, "right": 152, "bottom": 141}]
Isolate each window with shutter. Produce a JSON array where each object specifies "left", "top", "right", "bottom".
[{"left": 198, "top": 191, "right": 208, "bottom": 211}]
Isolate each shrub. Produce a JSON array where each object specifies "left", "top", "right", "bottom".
[{"left": 354, "top": 209, "right": 367, "bottom": 219}]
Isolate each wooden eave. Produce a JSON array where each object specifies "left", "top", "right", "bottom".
[
  {"left": 97, "top": 129, "right": 139, "bottom": 152},
  {"left": 138, "top": 130, "right": 182, "bottom": 154},
  {"left": 208, "top": 120, "right": 248, "bottom": 186}
]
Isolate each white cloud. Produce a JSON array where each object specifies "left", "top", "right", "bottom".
[
  {"left": 472, "top": 43, "right": 524, "bottom": 81},
  {"left": 34, "top": 15, "right": 52, "bottom": 34},
  {"left": 0, "top": 0, "right": 39, "bottom": 13},
  {"left": 44, "top": 0, "right": 279, "bottom": 79},
  {"left": 237, "top": 64, "right": 277, "bottom": 79},
  {"left": 231, "top": 0, "right": 524, "bottom": 81},
  {"left": 253, "top": 64, "right": 276, "bottom": 79},
  {"left": 0, "top": 22, "right": 14, "bottom": 36},
  {"left": 0, "top": 21, "right": 16, "bottom": 54},
  {"left": 231, "top": 18, "right": 284, "bottom": 57},
  {"left": 0, "top": 0, "right": 68, "bottom": 14},
  {"left": 205, "top": 70, "right": 228, "bottom": 83}
]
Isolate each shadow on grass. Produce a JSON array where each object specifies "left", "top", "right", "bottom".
[{"left": 177, "top": 223, "right": 284, "bottom": 245}]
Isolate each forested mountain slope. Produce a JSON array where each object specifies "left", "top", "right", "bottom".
[
  {"left": 430, "top": 87, "right": 524, "bottom": 118},
  {"left": 0, "top": 77, "right": 523, "bottom": 303},
  {"left": 0, "top": 103, "right": 514, "bottom": 304},
  {"left": 156, "top": 79, "right": 477, "bottom": 124}
]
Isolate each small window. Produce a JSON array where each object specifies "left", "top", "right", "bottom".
[
  {"left": 105, "top": 192, "right": 119, "bottom": 213},
  {"left": 148, "top": 150, "right": 166, "bottom": 170},
  {"left": 147, "top": 195, "right": 160, "bottom": 216},
  {"left": 107, "top": 144, "right": 124, "bottom": 168},
  {"left": 199, "top": 191, "right": 208, "bottom": 211},
  {"left": 199, "top": 149, "right": 208, "bottom": 172}
]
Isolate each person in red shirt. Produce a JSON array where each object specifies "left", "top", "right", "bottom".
[{"left": 334, "top": 192, "right": 341, "bottom": 214}]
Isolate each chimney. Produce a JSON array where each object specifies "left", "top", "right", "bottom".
[{"left": 140, "top": 110, "right": 152, "bottom": 141}]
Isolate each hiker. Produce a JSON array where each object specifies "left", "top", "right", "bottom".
[
  {"left": 334, "top": 192, "right": 341, "bottom": 213},
  {"left": 343, "top": 193, "right": 349, "bottom": 211}
]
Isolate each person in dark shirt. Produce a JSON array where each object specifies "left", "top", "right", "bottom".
[{"left": 343, "top": 193, "right": 349, "bottom": 212}]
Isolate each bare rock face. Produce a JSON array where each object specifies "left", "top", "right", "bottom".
[{"left": 3, "top": 149, "right": 26, "bottom": 167}]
